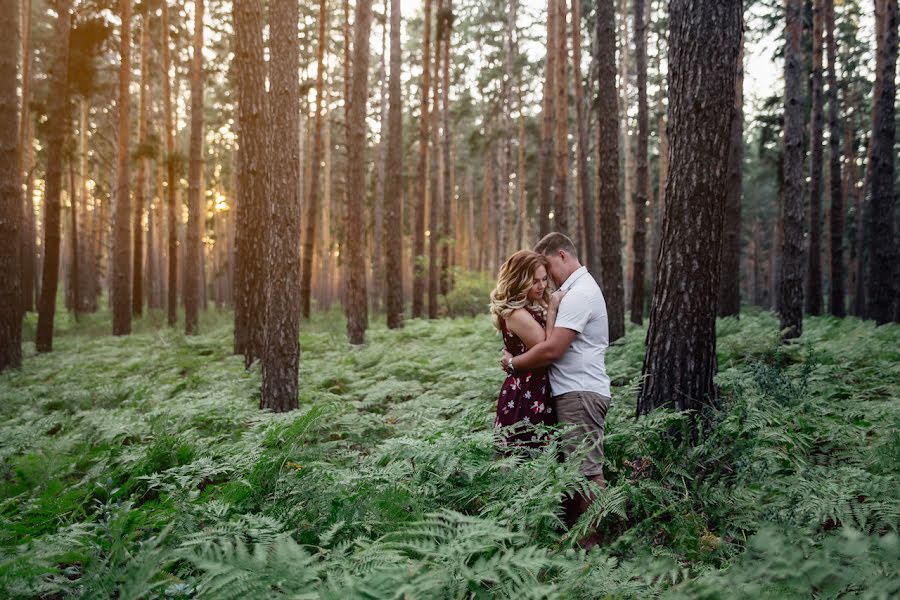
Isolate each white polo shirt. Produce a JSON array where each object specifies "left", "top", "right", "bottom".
[{"left": 550, "top": 266, "right": 611, "bottom": 398}]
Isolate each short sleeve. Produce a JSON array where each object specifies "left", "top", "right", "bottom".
[{"left": 554, "top": 290, "right": 589, "bottom": 333}]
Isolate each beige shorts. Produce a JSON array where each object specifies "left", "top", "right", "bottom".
[{"left": 552, "top": 391, "right": 611, "bottom": 477}]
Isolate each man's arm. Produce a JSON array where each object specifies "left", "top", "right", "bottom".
[{"left": 505, "top": 327, "right": 577, "bottom": 371}]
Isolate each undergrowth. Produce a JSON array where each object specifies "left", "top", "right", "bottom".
[{"left": 0, "top": 308, "right": 897, "bottom": 598}]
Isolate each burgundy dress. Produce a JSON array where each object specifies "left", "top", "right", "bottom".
[{"left": 495, "top": 308, "right": 556, "bottom": 448}]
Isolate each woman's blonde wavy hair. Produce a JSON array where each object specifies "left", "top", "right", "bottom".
[{"left": 489, "top": 250, "right": 551, "bottom": 330}]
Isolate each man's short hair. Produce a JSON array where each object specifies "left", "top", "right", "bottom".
[{"left": 534, "top": 232, "right": 578, "bottom": 259}]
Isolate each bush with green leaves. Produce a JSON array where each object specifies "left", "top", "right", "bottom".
[{"left": 1, "top": 308, "right": 897, "bottom": 598}]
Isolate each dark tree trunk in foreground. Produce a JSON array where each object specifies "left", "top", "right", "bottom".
[
  {"left": 185, "top": 0, "right": 204, "bottom": 335},
  {"left": 595, "top": 0, "right": 624, "bottom": 342},
  {"left": 630, "top": 0, "right": 649, "bottom": 325},
  {"left": 162, "top": 2, "right": 178, "bottom": 327},
  {"left": 384, "top": 0, "right": 404, "bottom": 328},
  {"left": 866, "top": 0, "right": 898, "bottom": 324},
  {"left": 780, "top": 0, "right": 806, "bottom": 340},
  {"left": 234, "top": 0, "right": 271, "bottom": 363},
  {"left": 825, "top": 0, "right": 844, "bottom": 316},
  {"left": 412, "top": 0, "right": 431, "bottom": 317},
  {"left": 0, "top": 0, "right": 22, "bottom": 371},
  {"left": 637, "top": 0, "right": 740, "bottom": 417},
  {"left": 345, "top": 0, "right": 373, "bottom": 342},
  {"left": 300, "top": 0, "right": 327, "bottom": 321},
  {"left": 261, "top": 0, "right": 302, "bottom": 411},
  {"left": 36, "top": 0, "right": 72, "bottom": 351},
  {"left": 718, "top": 31, "right": 744, "bottom": 318},
  {"left": 112, "top": 0, "right": 131, "bottom": 336},
  {"left": 806, "top": 0, "right": 825, "bottom": 316}
]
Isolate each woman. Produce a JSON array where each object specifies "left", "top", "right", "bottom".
[{"left": 489, "top": 250, "right": 565, "bottom": 448}]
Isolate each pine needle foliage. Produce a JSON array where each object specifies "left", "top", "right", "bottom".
[{"left": 1, "top": 308, "right": 898, "bottom": 598}]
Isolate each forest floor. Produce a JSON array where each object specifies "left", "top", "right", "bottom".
[{"left": 1, "top": 307, "right": 898, "bottom": 599}]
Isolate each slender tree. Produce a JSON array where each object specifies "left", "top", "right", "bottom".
[
  {"left": 538, "top": 0, "right": 556, "bottom": 236},
  {"left": 261, "top": 0, "right": 303, "bottom": 410},
  {"left": 806, "top": 0, "right": 825, "bottom": 315},
  {"left": 36, "top": 0, "right": 72, "bottom": 350},
  {"left": 412, "top": 0, "right": 432, "bottom": 317},
  {"left": 630, "top": 0, "right": 649, "bottom": 324},
  {"left": 428, "top": 0, "right": 443, "bottom": 318},
  {"left": 718, "top": 30, "right": 744, "bottom": 318},
  {"left": 572, "top": 0, "right": 595, "bottom": 272},
  {"left": 111, "top": 0, "right": 132, "bottom": 336},
  {"left": 497, "top": 0, "right": 515, "bottom": 270},
  {"left": 553, "top": 0, "right": 568, "bottom": 234},
  {"left": 637, "top": 0, "right": 741, "bottom": 417},
  {"left": 865, "top": 0, "right": 898, "bottom": 324},
  {"left": 595, "top": 0, "right": 625, "bottom": 342},
  {"left": 372, "top": 2, "right": 387, "bottom": 313},
  {"left": 19, "top": 0, "right": 34, "bottom": 315},
  {"left": 133, "top": 1, "right": 150, "bottom": 318},
  {"left": 0, "top": 0, "right": 21, "bottom": 371},
  {"left": 345, "top": 0, "right": 374, "bottom": 342},
  {"left": 780, "top": 0, "right": 806, "bottom": 339},
  {"left": 184, "top": 0, "right": 204, "bottom": 335},
  {"left": 162, "top": 1, "right": 178, "bottom": 327},
  {"left": 384, "top": 0, "right": 404, "bottom": 328},
  {"left": 825, "top": 0, "right": 844, "bottom": 316},
  {"left": 440, "top": 1, "right": 454, "bottom": 294}
]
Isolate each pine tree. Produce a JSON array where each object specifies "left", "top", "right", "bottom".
[
  {"left": 185, "top": 0, "right": 204, "bottom": 335},
  {"left": 384, "top": 0, "right": 404, "bottom": 329},
  {"left": 825, "top": 0, "right": 844, "bottom": 316},
  {"left": 133, "top": 1, "right": 150, "bottom": 319},
  {"left": 162, "top": 0, "right": 178, "bottom": 327},
  {"left": 630, "top": 0, "right": 649, "bottom": 325},
  {"left": 718, "top": 31, "right": 744, "bottom": 318},
  {"left": 412, "top": 0, "right": 432, "bottom": 318}
]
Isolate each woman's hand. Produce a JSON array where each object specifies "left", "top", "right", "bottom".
[{"left": 549, "top": 289, "right": 567, "bottom": 311}]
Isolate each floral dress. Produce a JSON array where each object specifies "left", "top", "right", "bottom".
[{"left": 495, "top": 308, "right": 555, "bottom": 448}]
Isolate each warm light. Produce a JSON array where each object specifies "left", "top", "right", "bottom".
[
  {"left": 215, "top": 193, "right": 228, "bottom": 211},
  {"left": 425, "top": 230, "right": 431, "bottom": 237},
  {"left": 548, "top": 211, "right": 555, "bottom": 220}
]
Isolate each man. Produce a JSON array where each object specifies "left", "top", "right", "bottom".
[{"left": 500, "top": 232, "right": 611, "bottom": 535}]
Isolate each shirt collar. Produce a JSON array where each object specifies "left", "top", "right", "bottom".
[{"left": 559, "top": 266, "right": 588, "bottom": 291}]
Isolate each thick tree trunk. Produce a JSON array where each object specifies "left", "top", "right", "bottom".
[
  {"left": 630, "top": 0, "right": 649, "bottom": 325},
  {"left": 866, "top": 0, "right": 897, "bottom": 324},
  {"left": 185, "top": 0, "right": 204, "bottom": 335},
  {"left": 718, "top": 32, "right": 744, "bottom": 318},
  {"left": 553, "top": 0, "right": 569, "bottom": 234},
  {"left": 780, "top": 0, "right": 805, "bottom": 339},
  {"left": 36, "top": 0, "right": 72, "bottom": 351},
  {"left": 111, "top": 0, "right": 131, "bottom": 336},
  {"left": 595, "top": 0, "right": 625, "bottom": 342},
  {"left": 637, "top": 0, "right": 741, "bottom": 417},
  {"left": 262, "top": 0, "right": 302, "bottom": 411},
  {"left": 384, "top": 0, "right": 404, "bottom": 328},
  {"left": 538, "top": 0, "right": 556, "bottom": 237},
  {"left": 133, "top": 3, "right": 149, "bottom": 318},
  {"left": 345, "top": 0, "right": 373, "bottom": 342},
  {"left": 824, "top": 0, "right": 844, "bottom": 316},
  {"left": 0, "top": 0, "right": 22, "bottom": 371},
  {"left": 805, "top": 0, "right": 825, "bottom": 315},
  {"left": 650, "top": 12, "right": 668, "bottom": 296},
  {"left": 412, "top": 0, "right": 431, "bottom": 318}
]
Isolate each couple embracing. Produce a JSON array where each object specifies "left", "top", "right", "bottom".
[{"left": 489, "top": 232, "right": 610, "bottom": 544}]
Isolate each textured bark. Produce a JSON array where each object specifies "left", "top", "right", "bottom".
[
  {"left": 384, "top": 0, "right": 404, "bottom": 328},
  {"left": 111, "top": 0, "right": 131, "bottom": 336},
  {"left": 650, "top": 9, "right": 668, "bottom": 293},
  {"left": 412, "top": 0, "right": 431, "bottom": 317},
  {"left": 538, "top": 0, "right": 556, "bottom": 236},
  {"left": 595, "top": 0, "right": 625, "bottom": 342},
  {"left": 718, "top": 32, "right": 744, "bottom": 318},
  {"left": 0, "top": 0, "right": 21, "bottom": 371},
  {"left": 620, "top": 0, "right": 634, "bottom": 308},
  {"left": 440, "top": 2, "right": 453, "bottom": 295},
  {"left": 371, "top": 2, "right": 387, "bottom": 312},
  {"left": 36, "top": 1, "right": 72, "bottom": 351},
  {"left": 18, "top": 0, "right": 33, "bottom": 315},
  {"left": 162, "top": 2, "right": 178, "bottom": 327},
  {"left": 780, "top": 0, "right": 805, "bottom": 339},
  {"left": 428, "top": 0, "right": 443, "bottom": 318},
  {"left": 133, "top": 2, "right": 149, "bottom": 318},
  {"left": 261, "top": 0, "right": 302, "bottom": 411},
  {"left": 300, "top": 0, "right": 326, "bottom": 321},
  {"left": 824, "top": 0, "right": 844, "bottom": 316},
  {"left": 345, "top": 0, "right": 373, "bottom": 342},
  {"left": 866, "top": 0, "right": 897, "bottom": 324},
  {"left": 572, "top": 0, "right": 595, "bottom": 273},
  {"left": 184, "top": 0, "right": 204, "bottom": 335},
  {"left": 637, "top": 0, "right": 741, "bottom": 417},
  {"left": 630, "top": 0, "right": 649, "bottom": 325},
  {"left": 552, "top": 0, "right": 569, "bottom": 234},
  {"left": 805, "top": 0, "right": 824, "bottom": 315}
]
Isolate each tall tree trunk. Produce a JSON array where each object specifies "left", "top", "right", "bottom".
[
  {"left": 780, "top": 0, "right": 806, "bottom": 339},
  {"left": 412, "top": 0, "right": 432, "bottom": 318},
  {"left": 572, "top": 0, "right": 595, "bottom": 272},
  {"left": 262, "top": 0, "right": 302, "bottom": 411},
  {"left": 112, "top": 0, "right": 132, "bottom": 336},
  {"left": 620, "top": 0, "right": 634, "bottom": 309},
  {"left": 718, "top": 31, "right": 744, "bottom": 318},
  {"left": 36, "top": 0, "right": 72, "bottom": 350},
  {"left": 845, "top": 117, "right": 862, "bottom": 316},
  {"left": 630, "top": 0, "right": 649, "bottom": 324},
  {"left": 428, "top": 0, "right": 443, "bottom": 319},
  {"left": 345, "top": 0, "right": 373, "bottom": 342},
  {"left": 866, "top": 0, "right": 897, "bottom": 324},
  {"left": 69, "top": 155, "right": 80, "bottom": 316},
  {"left": 133, "top": 2, "right": 149, "bottom": 318},
  {"left": 650, "top": 0, "right": 667, "bottom": 293},
  {"left": 440, "top": 1, "right": 454, "bottom": 295},
  {"left": 0, "top": 0, "right": 21, "bottom": 371},
  {"left": 805, "top": 0, "right": 825, "bottom": 315},
  {"left": 162, "top": 1, "right": 178, "bottom": 327},
  {"left": 637, "top": 0, "right": 741, "bottom": 417},
  {"left": 384, "top": 0, "right": 404, "bottom": 328},
  {"left": 824, "top": 0, "right": 844, "bottom": 316},
  {"left": 553, "top": 0, "right": 569, "bottom": 234},
  {"left": 301, "top": 0, "right": 326, "bottom": 321},
  {"left": 497, "top": 1, "right": 514, "bottom": 270},
  {"left": 371, "top": 1, "right": 387, "bottom": 313},
  {"left": 516, "top": 83, "right": 528, "bottom": 251},
  {"left": 18, "top": 0, "right": 33, "bottom": 315},
  {"left": 539, "top": 0, "right": 557, "bottom": 236},
  {"left": 185, "top": 0, "right": 204, "bottom": 335},
  {"left": 596, "top": 0, "right": 625, "bottom": 342}
]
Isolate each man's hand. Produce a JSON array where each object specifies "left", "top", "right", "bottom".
[{"left": 500, "top": 349, "right": 512, "bottom": 371}]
